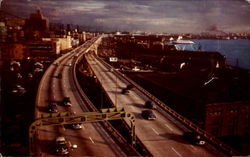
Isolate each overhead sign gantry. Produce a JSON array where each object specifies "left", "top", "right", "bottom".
[{"left": 29, "top": 108, "right": 135, "bottom": 156}]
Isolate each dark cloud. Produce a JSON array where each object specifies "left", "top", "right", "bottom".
[{"left": 1, "top": 0, "right": 250, "bottom": 33}]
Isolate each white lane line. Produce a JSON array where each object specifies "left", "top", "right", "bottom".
[
  {"left": 151, "top": 127, "right": 159, "bottom": 135},
  {"left": 165, "top": 124, "right": 173, "bottom": 131},
  {"left": 62, "top": 125, "right": 66, "bottom": 131},
  {"left": 190, "top": 145, "right": 196, "bottom": 150},
  {"left": 171, "top": 147, "right": 182, "bottom": 157},
  {"left": 130, "top": 105, "right": 136, "bottom": 110},
  {"left": 89, "top": 137, "right": 95, "bottom": 144}
]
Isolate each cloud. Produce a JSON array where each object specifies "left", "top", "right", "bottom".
[{"left": 2, "top": 0, "right": 250, "bottom": 33}]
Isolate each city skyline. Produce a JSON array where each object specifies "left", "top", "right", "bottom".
[{"left": 1, "top": 0, "right": 250, "bottom": 33}]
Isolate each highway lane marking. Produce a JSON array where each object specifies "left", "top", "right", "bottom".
[
  {"left": 89, "top": 137, "right": 95, "bottom": 144},
  {"left": 190, "top": 145, "right": 196, "bottom": 150},
  {"left": 151, "top": 127, "right": 159, "bottom": 135},
  {"left": 130, "top": 105, "right": 136, "bottom": 110},
  {"left": 164, "top": 124, "right": 173, "bottom": 131},
  {"left": 62, "top": 125, "right": 66, "bottom": 131},
  {"left": 171, "top": 147, "right": 182, "bottom": 157}
]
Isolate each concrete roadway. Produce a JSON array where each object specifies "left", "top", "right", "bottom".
[
  {"left": 34, "top": 45, "right": 126, "bottom": 156},
  {"left": 85, "top": 53, "right": 226, "bottom": 157}
]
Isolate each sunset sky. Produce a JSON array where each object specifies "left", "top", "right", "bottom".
[{"left": 1, "top": 0, "right": 250, "bottom": 33}]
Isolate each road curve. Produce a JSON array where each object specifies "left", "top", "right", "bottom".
[{"left": 34, "top": 40, "right": 126, "bottom": 156}]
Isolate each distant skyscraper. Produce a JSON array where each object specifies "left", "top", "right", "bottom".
[
  {"left": 76, "top": 25, "right": 80, "bottom": 32},
  {"left": 24, "top": 10, "right": 49, "bottom": 40},
  {"left": 25, "top": 10, "right": 48, "bottom": 32},
  {"left": 66, "top": 24, "right": 71, "bottom": 32}
]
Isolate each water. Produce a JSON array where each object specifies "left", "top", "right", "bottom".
[
  {"left": 193, "top": 39, "right": 250, "bottom": 70},
  {"left": 170, "top": 39, "right": 250, "bottom": 70}
]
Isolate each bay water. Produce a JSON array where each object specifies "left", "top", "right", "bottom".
[{"left": 193, "top": 39, "right": 250, "bottom": 70}]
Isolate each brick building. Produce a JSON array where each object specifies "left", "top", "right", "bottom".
[{"left": 205, "top": 100, "right": 250, "bottom": 137}]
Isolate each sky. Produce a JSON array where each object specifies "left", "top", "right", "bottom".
[{"left": 1, "top": 0, "right": 250, "bottom": 33}]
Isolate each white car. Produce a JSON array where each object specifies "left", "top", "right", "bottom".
[
  {"left": 72, "top": 123, "right": 82, "bottom": 129},
  {"left": 55, "top": 137, "right": 69, "bottom": 155},
  {"left": 63, "top": 97, "right": 72, "bottom": 106}
]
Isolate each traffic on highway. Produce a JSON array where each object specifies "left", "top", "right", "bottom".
[
  {"left": 33, "top": 36, "right": 231, "bottom": 156},
  {"left": 34, "top": 37, "right": 126, "bottom": 156},
  {"left": 85, "top": 52, "right": 227, "bottom": 157}
]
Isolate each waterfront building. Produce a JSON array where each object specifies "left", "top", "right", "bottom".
[
  {"left": 27, "top": 40, "right": 60, "bottom": 58},
  {"left": 58, "top": 36, "right": 72, "bottom": 50},
  {"left": 43, "top": 36, "right": 71, "bottom": 51},
  {"left": 0, "top": 42, "right": 28, "bottom": 60}
]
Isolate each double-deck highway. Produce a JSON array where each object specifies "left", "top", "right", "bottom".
[
  {"left": 34, "top": 39, "right": 126, "bottom": 156},
  {"left": 33, "top": 35, "right": 232, "bottom": 156},
  {"left": 85, "top": 53, "right": 226, "bottom": 157}
]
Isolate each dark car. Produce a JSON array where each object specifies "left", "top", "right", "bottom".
[
  {"left": 121, "top": 88, "right": 130, "bottom": 94},
  {"left": 183, "top": 132, "right": 206, "bottom": 145},
  {"left": 57, "top": 73, "right": 62, "bottom": 79},
  {"left": 145, "top": 101, "right": 156, "bottom": 109},
  {"left": 62, "top": 97, "right": 72, "bottom": 106},
  {"left": 126, "top": 84, "right": 134, "bottom": 90},
  {"left": 141, "top": 110, "right": 156, "bottom": 120},
  {"left": 48, "top": 102, "right": 58, "bottom": 113}
]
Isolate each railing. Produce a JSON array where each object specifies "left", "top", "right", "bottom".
[
  {"left": 84, "top": 53, "right": 153, "bottom": 156},
  {"left": 71, "top": 37, "right": 140, "bottom": 156},
  {"left": 95, "top": 54, "right": 240, "bottom": 156}
]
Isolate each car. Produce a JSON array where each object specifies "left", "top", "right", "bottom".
[
  {"left": 54, "top": 136, "right": 69, "bottom": 155},
  {"left": 16, "top": 73, "right": 22, "bottom": 79},
  {"left": 57, "top": 73, "right": 62, "bottom": 79},
  {"left": 11, "top": 84, "right": 26, "bottom": 96},
  {"left": 145, "top": 101, "right": 156, "bottom": 109},
  {"left": 68, "top": 63, "right": 72, "bottom": 66},
  {"left": 64, "top": 123, "right": 82, "bottom": 129},
  {"left": 183, "top": 132, "right": 206, "bottom": 145},
  {"left": 34, "top": 68, "right": 43, "bottom": 73},
  {"left": 71, "top": 123, "right": 82, "bottom": 129},
  {"left": 121, "top": 88, "right": 130, "bottom": 94},
  {"left": 62, "top": 97, "right": 72, "bottom": 106},
  {"left": 109, "top": 68, "right": 114, "bottom": 72},
  {"left": 126, "top": 84, "right": 134, "bottom": 90},
  {"left": 141, "top": 110, "right": 156, "bottom": 120},
  {"left": 48, "top": 102, "right": 58, "bottom": 113}
]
